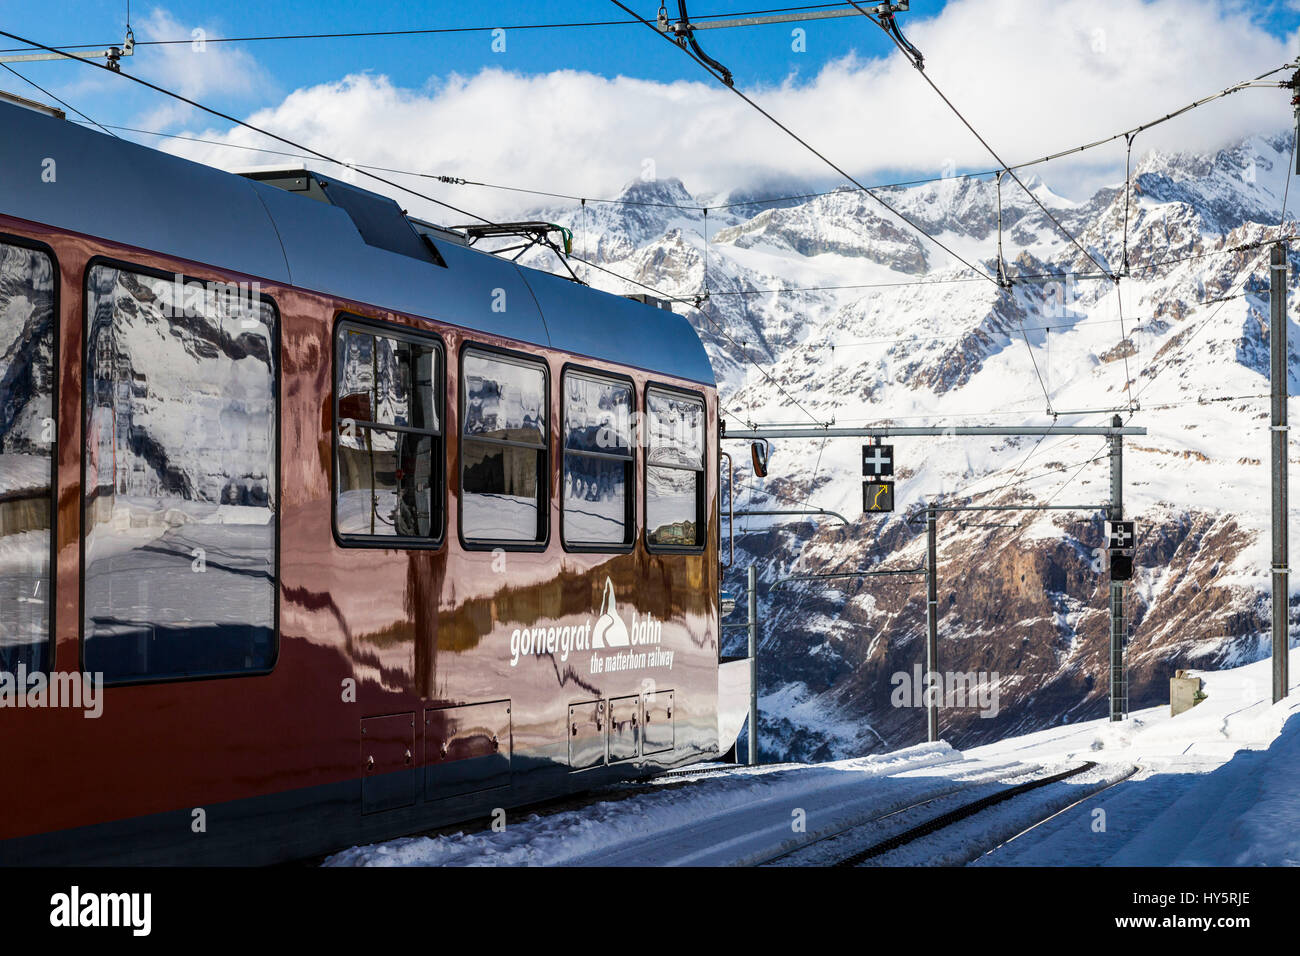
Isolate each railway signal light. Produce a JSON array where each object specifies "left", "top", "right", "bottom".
[
  {"left": 1105, "top": 520, "right": 1136, "bottom": 581},
  {"left": 862, "top": 443, "right": 894, "bottom": 477},
  {"left": 863, "top": 480, "right": 895, "bottom": 513}
]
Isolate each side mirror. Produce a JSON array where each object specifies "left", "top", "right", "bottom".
[{"left": 751, "top": 440, "right": 770, "bottom": 479}]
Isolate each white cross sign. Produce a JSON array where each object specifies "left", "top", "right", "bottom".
[
  {"left": 862, "top": 443, "right": 894, "bottom": 477},
  {"left": 1106, "top": 520, "right": 1135, "bottom": 552}
]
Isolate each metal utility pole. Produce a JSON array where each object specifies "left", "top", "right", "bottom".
[
  {"left": 1108, "top": 415, "right": 1127, "bottom": 722},
  {"left": 1271, "top": 243, "right": 1290, "bottom": 703},
  {"left": 925, "top": 510, "right": 940, "bottom": 742},
  {"left": 747, "top": 563, "right": 759, "bottom": 765}
]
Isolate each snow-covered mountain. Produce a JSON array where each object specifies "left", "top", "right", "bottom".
[{"left": 518, "top": 132, "right": 1300, "bottom": 760}]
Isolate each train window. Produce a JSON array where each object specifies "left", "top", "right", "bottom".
[
  {"left": 82, "top": 264, "right": 278, "bottom": 683},
  {"left": 562, "top": 371, "right": 633, "bottom": 548},
  {"left": 0, "top": 241, "right": 56, "bottom": 677},
  {"left": 460, "top": 349, "right": 547, "bottom": 545},
  {"left": 645, "top": 387, "right": 705, "bottom": 550},
  {"left": 334, "top": 321, "right": 442, "bottom": 542}
]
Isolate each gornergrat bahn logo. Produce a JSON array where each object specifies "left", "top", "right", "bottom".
[{"left": 508, "top": 578, "right": 674, "bottom": 673}]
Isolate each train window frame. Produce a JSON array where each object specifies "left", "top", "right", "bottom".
[
  {"left": 642, "top": 383, "right": 707, "bottom": 554},
  {"left": 331, "top": 315, "right": 446, "bottom": 550},
  {"left": 559, "top": 364, "right": 636, "bottom": 554},
  {"left": 0, "top": 233, "right": 60, "bottom": 679},
  {"left": 457, "top": 343, "right": 550, "bottom": 552},
  {"left": 77, "top": 256, "right": 282, "bottom": 687}
]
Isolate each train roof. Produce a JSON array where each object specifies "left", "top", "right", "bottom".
[{"left": 0, "top": 99, "right": 714, "bottom": 386}]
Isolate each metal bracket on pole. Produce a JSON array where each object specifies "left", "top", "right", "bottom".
[
  {"left": 0, "top": 28, "right": 134, "bottom": 71},
  {"left": 995, "top": 170, "right": 1011, "bottom": 288},
  {"left": 772, "top": 567, "right": 927, "bottom": 590},
  {"left": 724, "top": 425, "right": 1146, "bottom": 439},
  {"left": 657, "top": 1, "right": 909, "bottom": 33},
  {"left": 733, "top": 508, "right": 852, "bottom": 527}
]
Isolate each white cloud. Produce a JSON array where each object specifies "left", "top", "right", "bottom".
[
  {"left": 158, "top": 0, "right": 1298, "bottom": 222},
  {"left": 133, "top": 7, "right": 277, "bottom": 129}
]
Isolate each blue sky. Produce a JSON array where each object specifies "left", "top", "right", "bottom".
[
  {"left": 4, "top": 1, "right": 1300, "bottom": 216},
  {"left": 4, "top": 1, "right": 931, "bottom": 100},
  {"left": 3, "top": 1, "right": 1295, "bottom": 100}
]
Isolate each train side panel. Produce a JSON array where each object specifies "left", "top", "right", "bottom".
[{"left": 0, "top": 216, "right": 721, "bottom": 865}]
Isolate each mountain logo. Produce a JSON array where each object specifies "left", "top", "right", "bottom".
[
  {"left": 591, "top": 577, "right": 630, "bottom": 649},
  {"left": 505, "top": 577, "right": 667, "bottom": 669}
]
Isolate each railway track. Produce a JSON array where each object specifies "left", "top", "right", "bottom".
[
  {"left": 977, "top": 762, "right": 1143, "bottom": 859},
  {"left": 308, "top": 758, "right": 1138, "bottom": 866},
  {"left": 760, "top": 761, "right": 1139, "bottom": 867},
  {"left": 297, "top": 762, "right": 739, "bottom": 864}
]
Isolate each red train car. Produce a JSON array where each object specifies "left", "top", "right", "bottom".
[{"left": 0, "top": 97, "right": 750, "bottom": 864}]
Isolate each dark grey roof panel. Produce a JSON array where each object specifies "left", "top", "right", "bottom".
[
  {"left": 250, "top": 182, "right": 550, "bottom": 345},
  {"left": 0, "top": 100, "right": 290, "bottom": 283},
  {"left": 520, "top": 268, "right": 715, "bottom": 386},
  {"left": 0, "top": 99, "right": 715, "bottom": 385},
  {"left": 316, "top": 177, "right": 437, "bottom": 263}
]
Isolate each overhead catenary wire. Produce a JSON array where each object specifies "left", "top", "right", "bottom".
[
  {"left": 62, "top": 87, "right": 1298, "bottom": 264},
  {"left": 0, "top": 4, "right": 858, "bottom": 52},
  {"left": 61, "top": 119, "right": 1000, "bottom": 212},
  {"left": 1128, "top": 248, "right": 1275, "bottom": 408},
  {"left": 607, "top": 0, "right": 1000, "bottom": 287},
  {"left": 566, "top": 248, "right": 827, "bottom": 425},
  {"left": 712, "top": 60, "right": 1297, "bottom": 213},
  {"left": 16, "top": 22, "right": 1293, "bottom": 438},
  {"left": 954, "top": 446, "right": 1111, "bottom": 504},
  {"left": 0, "top": 25, "right": 831, "bottom": 432},
  {"left": 966, "top": 434, "right": 1113, "bottom": 555},
  {"left": 1280, "top": 134, "right": 1297, "bottom": 239},
  {"left": 0, "top": 62, "right": 117, "bottom": 137},
  {"left": 843, "top": 0, "right": 1148, "bottom": 414},
  {"left": 1017, "top": 316, "right": 1055, "bottom": 412},
  {"left": 1130, "top": 149, "right": 1299, "bottom": 408},
  {"left": 0, "top": 27, "right": 495, "bottom": 228},
  {"left": 1126, "top": 149, "right": 1296, "bottom": 409},
  {"left": 56, "top": 121, "right": 710, "bottom": 210},
  {"left": 957, "top": 385, "right": 1287, "bottom": 506},
  {"left": 11, "top": 16, "right": 1290, "bottom": 601},
  {"left": 61, "top": 117, "right": 1296, "bottom": 298},
  {"left": 845, "top": 0, "right": 1113, "bottom": 282},
  {"left": 39, "top": 57, "right": 1295, "bottom": 241},
  {"left": 29, "top": 57, "right": 1291, "bottom": 222}
]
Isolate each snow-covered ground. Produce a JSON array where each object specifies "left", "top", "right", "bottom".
[
  {"left": 325, "top": 646, "right": 1300, "bottom": 867},
  {"left": 975, "top": 645, "right": 1300, "bottom": 866}
]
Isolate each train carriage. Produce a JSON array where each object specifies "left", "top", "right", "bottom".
[{"left": 0, "top": 96, "right": 750, "bottom": 864}]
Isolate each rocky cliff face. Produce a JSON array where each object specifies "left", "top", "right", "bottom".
[{"left": 514, "top": 134, "right": 1300, "bottom": 760}]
